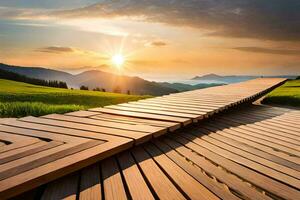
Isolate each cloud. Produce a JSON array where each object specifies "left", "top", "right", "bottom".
[
  {"left": 51, "top": 0, "right": 300, "bottom": 41},
  {"left": 0, "top": 6, "right": 50, "bottom": 20},
  {"left": 145, "top": 41, "right": 167, "bottom": 47},
  {"left": 36, "top": 46, "right": 75, "bottom": 54},
  {"left": 12, "top": 22, "right": 52, "bottom": 27},
  {"left": 129, "top": 59, "right": 160, "bottom": 66},
  {"left": 34, "top": 46, "right": 107, "bottom": 58},
  {"left": 2, "top": 1, "right": 300, "bottom": 41},
  {"left": 151, "top": 41, "right": 167, "bottom": 46},
  {"left": 234, "top": 47, "right": 300, "bottom": 55},
  {"left": 129, "top": 58, "right": 189, "bottom": 66}
]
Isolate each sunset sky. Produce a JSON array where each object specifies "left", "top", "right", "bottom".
[{"left": 0, "top": 0, "right": 299, "bottom": 81}]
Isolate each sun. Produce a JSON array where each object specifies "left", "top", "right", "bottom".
[{"left": 112, "top": 54, "right": 125, "bottom": 68}]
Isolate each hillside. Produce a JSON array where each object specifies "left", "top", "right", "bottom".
[
  {"left": 0, "top": 63, "right": 178, "bottom": 96},
  {"left": 262, "top": 80, "right": 300, "bottom": 107},
  {"left": 0, "top": 63, "right": 73, "bottom": 82},
  {"left": 0, "top": 79, "right": 149, "bottom": 117},
  {"left": 72, "top": 70, "right": 178, "bottom": 95},
  {"left": 159, "top": 82, "right": 224, "bottom": 92},
  {"left": 0, "top": 68, "right": 68, "bottom": 89},
  {"left": 192, "top": 73, "right": 297, "bottom": 83},
  {"left": 192, "top": 73, "right": 223, "bottom": 80}
]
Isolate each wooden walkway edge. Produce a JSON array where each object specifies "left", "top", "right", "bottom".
[
  {"left": 0, "top": 78, "right": 287, "bottom": 198},
  {"left": 20, "top": 104, "right": 300, "bottom": 200}
]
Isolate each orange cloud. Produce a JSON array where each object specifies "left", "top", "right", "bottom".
[{"left": 35, "top": 46, "right": 75, "bottom": 54}]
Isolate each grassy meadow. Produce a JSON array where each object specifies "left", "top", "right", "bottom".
[
  {"left": 262, "top": 80, "right": 300, "bottom": 107},
  {"left": 0, "top": 79, "right": 150, "bottom": 118}
]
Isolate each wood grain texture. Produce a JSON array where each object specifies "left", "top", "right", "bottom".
[
  {"left": 1, "top": 78, "right": 291, "bottom": 199},
  {"left": 38, "top": 104, "right": 299, "bottom": 200}
]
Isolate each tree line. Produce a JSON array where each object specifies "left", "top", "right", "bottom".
[
  {"left": 0, "top": 69, "right": 68, "bottom": 89},
  {"left": 80, "top": 85, "right": 131, "bottom": 94}
]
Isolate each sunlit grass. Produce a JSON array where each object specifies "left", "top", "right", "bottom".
[
  {"left": 262, "top": 80, "right": 300, "bottom": 107},
  {"left": 0, "top": 102, "right": 84, "bottom": 118},
  {"left": 0, "top": 79, "right": 150, "bottom": 117}
]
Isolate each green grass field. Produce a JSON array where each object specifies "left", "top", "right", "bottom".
[
  {"left": 0, "top": 79, "right": 150, "bottom": 118},
  {"left": 262, "top": 80, "right": 300, "bottom": 107}
]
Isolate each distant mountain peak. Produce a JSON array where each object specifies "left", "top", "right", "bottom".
[{"left": 192, "top": 73, "right": 223, "bottom": 80}]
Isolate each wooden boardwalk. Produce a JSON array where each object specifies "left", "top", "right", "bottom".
[
  {"left": 0, "top": 78, "right": 290, "bottom": 198},
  {"left": 17, "top": 105, "right": 300, "bottom": 200}
]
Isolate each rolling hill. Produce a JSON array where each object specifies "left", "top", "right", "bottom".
[
  {"left": 158, "top": 82, "right": 224, "bottom": 92},
  {"left": 192, "top": 73, "right": 297, "bottom": 84},
  {"left": 0, "top": 63, "right": 178, "bottom": 96},
  {"left": 0, "top": 79, "right": 148, "bottom": 118}
]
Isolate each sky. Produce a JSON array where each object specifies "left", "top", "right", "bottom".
[{"left": 0, "top": 0, "right": 299, "bottom": 81}]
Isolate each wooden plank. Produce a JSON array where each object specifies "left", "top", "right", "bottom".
[
  {"left": 130, "top": 100, "right": 216, "bottom": 113},
  {"left": 152, "top": 139, "right": 242, "bottom": 200},
  {"left": 0, "top": 138, "right": 130, "bottom": 199},
  {"left": 260, "top": 118, "right": 300, "bottom": 129},
  {"left": 203, "top": 129, "right": 300, "bottom": 170},
  {"left": 79, "top": 164, "right": 102, "bottom": 200},
  {"left": 160, "top": 96, "right": 238, "bottom": 103},
  {"left": 118, "top": 102, "right": 209, "bottom": 115},
  {"left": 104, "top": 105, "right": 201, "bottom": 121},
  {"left": 178, "top": 133, "right": 300, "bottom": 189},
  {"left": 141, "top": 98, "right": 226, "bottom": 109},
  {"left": 160, "top": 138, "right": 271, "bottom": 200},
  {"left": 144, "top": 143, "right": 220, "bottom": 200},
  {"left": 117, "top": 151, "right": 154, "bottom": 200},
  {"left": 198, "top": 133, "right": 300, "bottom": 179},
  {"left": 66, "top": 111, "right": 99, "bottom": 118},
  {"left": 208, "top": 120, "right": 300, "bottom": 156},
  {"left": 0, "top": 122, "right": 90, "bottom": 143},
  {"left": 41, "top": 173, "right": 79, "bottom": 200},
  {"left": 90, "top": 107, "right": 192, "bottom": 125},
  {"left": 101, "top": 157, "right": 127, "bottom": 200},
  {"left": 90, "top": 113, "right": 180, "bottom": 131},
  {"left": 43, "top": 114, "right": 167, "bottom": 138},
  {"left": 0, "top": 140, "right": 103, "bottom": 181},
  {"left": 20, "top": 116, "right": 151, "bottom": 144},
  {"left": 202, "top": 125, "right": 299, "bottom": 170},
  {"left": 243, "top": 123, "right": 300, "bottom": 144},
  {"left": 0, "top": 131, "right": 41, "bottom": 153},
  {"left": 204, "top": 121, "right": 300, "bottom": 159},
  {"left": 234, "top": 111, "right": 300, "bottom": 135},
  {"left": 173, "top": 134, "right": 300, "bottom": 200},
  {"left": 208, "top": 127, "right": 300, "bottom": 165},
  {"left": 131, "top": 146, "right": 186, "bottom": 200},
  {"left": 0, "top": 141, "right": 63, "bottom": 165},
  {"left": 224, "top": 114, "right": 300, "bottom": 142},
  {"left": 215, "top": 117, "right": 300, "bottom": 151},
  {"left": 0, "top": 119, "right": 133, "bottom": 198},
  {"left": 147, "top": 98, "right": 229, "bottom": 107},
  {"left": 1, "top": 119, "right": 131, "bottom": 144}
]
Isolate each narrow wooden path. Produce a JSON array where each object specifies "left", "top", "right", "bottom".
[
  {"left": 20, "top": 105, "right": 300, "bottom": 200},
  {"left": 0, "top": 78, "right": 289, "bottom": 198}
]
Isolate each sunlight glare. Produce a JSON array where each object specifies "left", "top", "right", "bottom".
[{"left": 112, "top": 54, "right": 125, "bottom": 68}]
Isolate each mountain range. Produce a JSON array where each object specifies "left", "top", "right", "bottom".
[
  {"left": 192, "top": 73, "right": 297, "bottom": 83},
  {"left": 0, "top": 63, "right": 222, "bottom": 96}
]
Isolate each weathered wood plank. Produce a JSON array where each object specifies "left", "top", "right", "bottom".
[
  {"left": 90, "top": 107, "right": 192, "bottom": 125},
  {"left": 79, "top": 164, "right": 102, "bottom": 200},
  {"left": 117, "top": 151, "right": 155, "bottom": 200},
  {"left": 131, "top": 147, "right": 186, "bottom": 200},
  {"left": 101, "top": 157, "right": 127, "bottom": 200}
]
